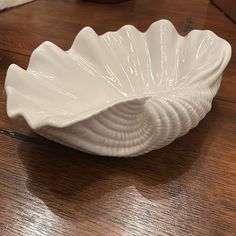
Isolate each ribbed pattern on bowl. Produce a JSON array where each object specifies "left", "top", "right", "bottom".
[{"left": 5, "top": 20, "right": 231, "bottom": 157}]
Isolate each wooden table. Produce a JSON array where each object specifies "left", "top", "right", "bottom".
[{"left": 0, "top": 0, "right": 235, "bottom": 235}]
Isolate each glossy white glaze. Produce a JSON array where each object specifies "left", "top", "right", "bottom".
[
  {"left": 0, "top": 0, "right": 34, "bottom": 10},
  {"left": 5, "top": 20, "right": 231, "bottom": 157}
]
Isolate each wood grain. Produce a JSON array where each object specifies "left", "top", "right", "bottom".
[
  {"left": 0, "top": 0, "right": 236, "bottom": 235},
  {"left": 1, "top": 99, "right": 236, "bottom": 236},
  {"left": 212, "top": 0, "right": 236, "bottom": 22}
]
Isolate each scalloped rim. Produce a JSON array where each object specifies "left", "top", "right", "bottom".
[{"left": 5, "top": 19, "right": 232, "bottom": 130}]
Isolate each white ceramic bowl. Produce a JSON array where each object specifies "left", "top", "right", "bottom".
[{"left": 5, "top": 20, "right": 231, "bottom": 157}]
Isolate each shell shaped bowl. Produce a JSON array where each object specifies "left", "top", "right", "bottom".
[{"left": 5, "top": 20, "right": 231, "bottom": 157}]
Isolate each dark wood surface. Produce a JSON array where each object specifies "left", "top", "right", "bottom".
[
  {"left": 212, "top": 0, "right": 236, "bottom": 23},
  {"left": 0, "top": 0, "right": 235, "bottom": 235}
]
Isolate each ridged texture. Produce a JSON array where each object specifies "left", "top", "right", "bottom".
[{"left": 5, "top": 20, "right": 231, "bottom": 157}]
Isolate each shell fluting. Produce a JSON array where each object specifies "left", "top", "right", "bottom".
[{"left": 5, "top": 20, "right": 231, "bottom": 156}]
